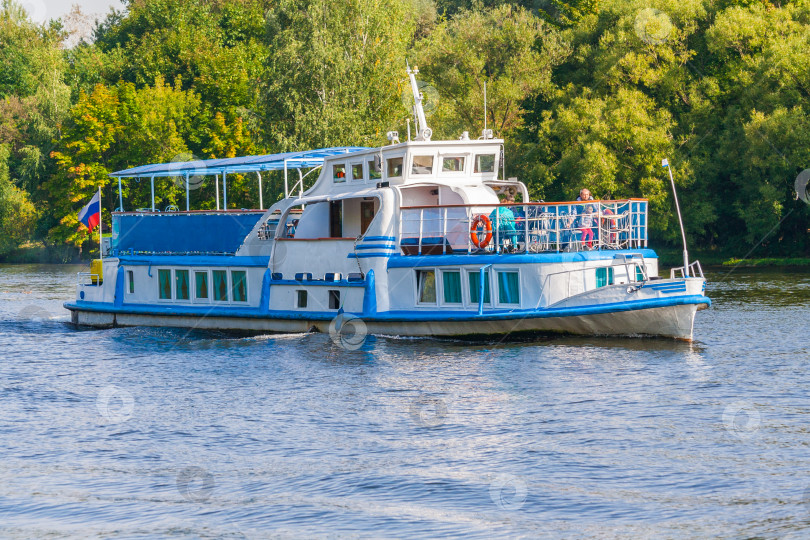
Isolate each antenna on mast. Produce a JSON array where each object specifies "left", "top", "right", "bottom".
[{"left": 406, "top": 61, "right": 432, "bottom": 141}]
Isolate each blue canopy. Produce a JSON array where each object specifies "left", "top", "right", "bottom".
[{"left": 110, "top": 146, "right": 370, "bottom": 178}]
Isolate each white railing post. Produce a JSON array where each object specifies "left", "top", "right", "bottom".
[
  {"left": 442, "top": 207, "right": 447, "bottom": 255},
  {"left": 418, "top": 209, "right": 424, "bottom": 256},
  {"left": 523, "top": 204, "right": 529, "bottom": 253}
]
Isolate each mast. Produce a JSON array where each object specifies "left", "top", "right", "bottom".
[{"left": 406, "top": 63, "right": 432, "bottom": 141}]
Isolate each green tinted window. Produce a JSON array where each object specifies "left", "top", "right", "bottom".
[
  {"left": 595, "top": 267, "right": 614, "bottom": 288},
  {"left": 442, "top": 271, "right": 462, "bottom": 304},
  {"left": 497, "top": 271, "right": 520, "bottom": 304},
  {"left": 474, "top": 154, "right": 495, "bottom": 173},
  {"left": 231, "top": 271, "right": 247, "bottom": 302},
  {"left": 195, "top": 271, "right": 208, "bottom": 299},
  {"left": 417, "top": 270, "right": 436, "bottom": 303},
  {"left": 175, "top": 270, "right": 189, "bottom": 300},
  {"left": 158, "top": 269, "right": 171, "bottom": 299},
  {"left": 469, "top": 270, "right": 491, "bottom": 304},
  {"left": 213, "top": 270, "right": 228, "bottom": 301}
]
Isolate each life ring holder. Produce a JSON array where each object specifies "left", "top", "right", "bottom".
[{"left": 470, "top": 214, "right": 493, "bottom": 249}]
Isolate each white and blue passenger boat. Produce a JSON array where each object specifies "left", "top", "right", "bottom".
[{"left": 66, "top": 68, "right": 710, "bottom": 340}]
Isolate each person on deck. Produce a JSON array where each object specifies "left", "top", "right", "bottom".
[{"left": 489, "top": 192, "right": 519, "bottom": 250}]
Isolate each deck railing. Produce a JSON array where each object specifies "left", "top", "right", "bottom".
[{"left": 399, "top": 199, "right": 648, "bottom": 256}]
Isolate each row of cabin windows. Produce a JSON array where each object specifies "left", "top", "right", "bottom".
[
  {"left": 296, "top": 289, "right": 340, "bottom": 310},
  {"left": 153, "top": 268, "right": 247, "bottom": 302},
  {"left": 415, "top": 269, "right": 520, "bottom": 306},
  {"left": 333, "top": 154, "right": 496, "bottom": 183}
]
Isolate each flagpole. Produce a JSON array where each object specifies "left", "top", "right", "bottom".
[
  {"left": 98, "top": 185, "right": 103, "bottom": 260},
  {"left": 663, "top": 158, "right": 689, "bottom": 277}
]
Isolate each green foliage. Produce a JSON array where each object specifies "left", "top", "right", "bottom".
[
  {"left": 261, "top": 0, "right": 416, "bottom": 151},
  {"left": 0, "top": 144, "right": 37, "bottom": 256},
  {"left": 416, "top": 4, "right": 569, "bottom": 138}
]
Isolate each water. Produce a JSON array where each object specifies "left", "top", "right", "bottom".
[{"left": 1, "top": 263, "right": 809, "bottom": 538}]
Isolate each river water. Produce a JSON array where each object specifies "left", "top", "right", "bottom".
[{"left": 0, "top": 263, "right": 808, "bottom": 538}]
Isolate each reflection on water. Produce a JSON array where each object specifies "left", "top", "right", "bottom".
[{"left": 0, "top": 264, "right": 808, "bottom": 538}]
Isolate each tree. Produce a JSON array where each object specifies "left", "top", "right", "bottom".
[{"left": 416, "top": 5, "right": 568, "bottom": 139}]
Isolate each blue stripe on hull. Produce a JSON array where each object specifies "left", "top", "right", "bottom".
[
  {"left": 386, "top": 249, "right": 658, "bottom": 268},
  {"left": 65, "top": 294, "right": 710, "bottom": 323}
]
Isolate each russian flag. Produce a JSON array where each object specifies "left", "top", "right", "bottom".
[{"left": 78, "top": 192, "right": 101, "bottom": 230}]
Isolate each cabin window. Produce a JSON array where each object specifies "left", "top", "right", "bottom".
[
  {"left": 127, "top": 270, "right": 135, "bottom": 294},
  {"left": 595, "top": 267, "right": 615, "bottom": 288},
  {"left": 635, "top": 264, "right": 646, "bottom": 282},
  {"left": 333, "top": 163, "right": 346, "bottom": 183},
  {"left": 474, "top": 154, "right": 496, "bottom": 173},
  {"left": 328, "top": 290, "right": 341, "bottom": 309},
  {"left": 231, "top": 270, "right": 247, "bottom": 302},
  {"left": 175, "top": 269, "right": 190, "bottom": 300},
  {"left": 352, "top": 163, "right": 364, "bottom": 181},
  {"left": 195, "top": 271, "right": 209, "bottom": 299},
  {"left": 497, "top": 271, "right": 520, "bottom": 305},
  {"left": 213, "top": 270, "right": 229, "bottom": 301},
  {"left": 468, "top": 270, "right": 491, "bottom": 304},
  {"left": 297, "top": 290, "right": 308, "bottom": 308},
  {"left": 416, "top": 270, "right": 436, "bottom": 304},
  {"left": 412, "top": 155, "right": 434, "bottom": 175},
  {"left": 158, "top": 269, "right": 172, "bottom": 300},
  {"left": 442, "top": 270, "right": 462, "bottom": 304},
  {"left": 369, "top": 159, "right": 382, "bottom": 180},
  {"left": 442, "top": 156, "right": 465, "bottom": 172},
  {"left": 387, "top": 156, "right": 403, "bottom": 177}
]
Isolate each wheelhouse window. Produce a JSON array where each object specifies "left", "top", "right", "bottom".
[
  {"left": 442, "top": 270, "right": 462, "bottom": 304},
  {"left": 158, "top": 269, "right": 172, "bottom": 300},
  {"left": 497, "top": 271, "right": 520, "bottom": 305},
  {"left": 369, "top": 159, "right": 382, "bottom": 180},
  {"left": 231, "top": 270, "right": 247, "bottom": 302},
  {"left": 416, "top": 270, "right": 437, "bottom": 304},
  {"left": 333, "top": 163, "right": 346, "bottom": 183},
  {"left": 351, "top": 163, "right": 364, "bottom": 182},
  {"left": 442, "top": 156, "right": 465, "bottom": 172},
  {"left": 595, "top": 267, "right": 614, "bottom": 288},
  {"left": 127, "top": 270, "right": 135, "bottom": 294},
  {"left": 195, "top": 271, "right": 209, "bottom": 299},
  {"left": 213, "top": 270, "right": 228, "bottom": 301},
  {"left": 474, "top": 154, "right": 496, "bottom": 173},
  {"left": 175, "top": 269, "right": 190, "bottom": 300},
  {"left": 411, "top": 155, "right": 434, "bottom": 175},
  {"left": 386, "top": 156, "right": 403, "bottom": 178},
  {"left": 468, "top": 270, "right": 491, "bottom": 304},
  {"left": 297, "top": 290, "right": 308, "bottom": 308}
]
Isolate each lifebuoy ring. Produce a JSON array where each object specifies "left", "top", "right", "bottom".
[{"left": 470, "top": 214, "right": 493, "bottom": 248}]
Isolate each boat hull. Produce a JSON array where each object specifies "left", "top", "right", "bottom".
[{"left": 68, "top": 300, "right": 705, "bottom": 340}]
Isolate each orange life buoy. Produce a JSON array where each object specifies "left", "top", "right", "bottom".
[{"left": 470, "top": 214, "right": 493, "bottom": 248}]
